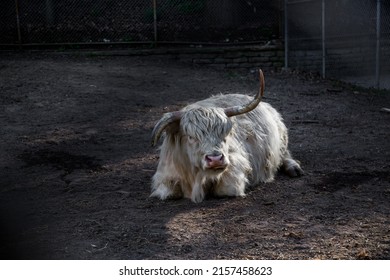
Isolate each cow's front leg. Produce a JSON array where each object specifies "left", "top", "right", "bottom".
[
  {"left": 191, "top": 174, "right": 206, "bottom": 203},
  {"left": 151, "top": 171, "right": 182, "bottom": 200},
  {"left": 213, "top": 169, "right": 247, "bottom": 198}
]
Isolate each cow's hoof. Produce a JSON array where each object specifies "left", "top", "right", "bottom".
[{"left": 283, "top": 159, "right": 304, "bottom": 177}]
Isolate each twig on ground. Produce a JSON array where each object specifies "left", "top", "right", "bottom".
[
  {"left": 380, "top": 108, "right": 390, "bottom": 113},
  {"left": 291, "top": 120, "right": 320, "bottom": 124}
]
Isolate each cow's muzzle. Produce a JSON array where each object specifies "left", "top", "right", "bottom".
[{"left": 205, "top": 153, "right": 227, "bottom": 170}]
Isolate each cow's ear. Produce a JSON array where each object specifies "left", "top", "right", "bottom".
[{"left": 164, "top": 119, "right": 180, "bottom": 135}]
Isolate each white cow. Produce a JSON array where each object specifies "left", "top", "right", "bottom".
[{"left": 151, "top": 70, "right": 303, "bottom": 203}]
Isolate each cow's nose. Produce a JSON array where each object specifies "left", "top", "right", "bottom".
[{"left": 205, "top": 154, "right": 225, "bottom": 167}]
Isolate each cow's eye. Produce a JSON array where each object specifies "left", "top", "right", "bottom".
[{"left": 187, "top": 135, "right": 196, "bottom": 144}]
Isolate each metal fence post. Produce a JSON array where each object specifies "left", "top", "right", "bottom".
[
  {"left": 321, "top": 0, "right": 326, "bottom": 79},
  {"left": 376, "top": 0, "right": 381, "bottom": 89},
  {"left": 284, "top": 0, "right": 289, "bottom": 69},
  {"left": 14, "top": 0, "right": 22, "bottom": 45},
  {"left": 153, "top": 0, "right": 158, "bottom": 45}
]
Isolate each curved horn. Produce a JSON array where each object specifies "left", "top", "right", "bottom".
[
  {"left": 224, "top": 69, "right": 265, "bottom": 117},
  {"left": 151, "top": 111, "right": 183, "bottom": 147}
]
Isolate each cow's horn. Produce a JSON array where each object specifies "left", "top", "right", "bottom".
[
  {"left": 151, "top": 111, "right": 183, "bottom": 147},
  {"left": 224, "top": 69, "right": 265, "bottom": 117}
]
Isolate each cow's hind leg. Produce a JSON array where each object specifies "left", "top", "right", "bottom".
[{"left": 282, "top": 150, "right": 304, "bottom": 177}]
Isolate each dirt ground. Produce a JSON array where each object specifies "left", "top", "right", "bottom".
[{"left": 0, "top": 51, "right": 389, "bottom": 260}]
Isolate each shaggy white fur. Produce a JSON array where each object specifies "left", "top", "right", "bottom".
[{"left": 151, "top": 93, "right": 303, "bottom": 203}]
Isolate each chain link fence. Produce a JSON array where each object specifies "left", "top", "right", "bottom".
[
  {"left": 156, "top": 0, "right": 281, "bottom": 43},
  {"left": 2, "top": 0, "right": 389, "bottom": 89},
  {"left": 1, "top": 1, "right": 155, "bottom": 44},
  {"left": 0, "top": 0, "right": 282, "bottom": 46},
  {"left": 285, "top": 0, "right": 390, "bottom": 89}
]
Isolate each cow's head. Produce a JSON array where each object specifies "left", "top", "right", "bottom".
[{"left": 151, "top": 69, "right": 265, "bottom": 172}]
